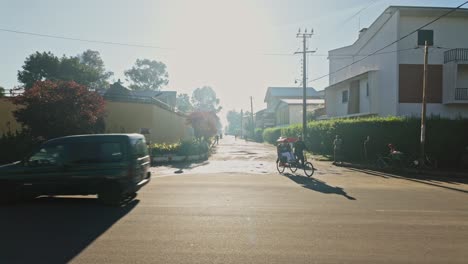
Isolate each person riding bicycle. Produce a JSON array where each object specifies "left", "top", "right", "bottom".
[
  {"left": 277, "top": 139, "right": 294, "bottom": 164},
  {"left": 293, "top": 136, "right": 306, "bottom": 166},
  {"left": 388, "top": 143, "right": 404, "bottom": 167}
]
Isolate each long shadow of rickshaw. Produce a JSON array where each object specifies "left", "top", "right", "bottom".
[{"left": 283, "top": 173, "right": 356, "bottom": 200}]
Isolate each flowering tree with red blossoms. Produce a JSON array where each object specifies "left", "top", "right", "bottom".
[
  {"left": 187, "top": 111, "right": 219, "bottom": 141},
  {"left": 13, "top": 80, "right": 106, "bottom": 139}
]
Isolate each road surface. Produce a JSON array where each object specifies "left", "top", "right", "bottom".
[{"left": 1, "top": 135, "right": 467, "bottom": 263}]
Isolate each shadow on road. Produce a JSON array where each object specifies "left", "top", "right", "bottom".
[
  {"left": 346, "top": 167, "right": 468, "bottom": 194},
  {"left": 283, "top": 173, "right": 356, "bottom": 200},
  {"left": 0, "top": 197, "right": 138, "bottom": 264}
]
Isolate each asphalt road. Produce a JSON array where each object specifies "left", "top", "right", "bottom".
[{"left": 1, "top": 136, "right": 468, "bottom": 264}]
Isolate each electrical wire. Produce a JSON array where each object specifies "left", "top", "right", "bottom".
[{"left": 0, "top": 28, "right": 172, "bottom": 50}]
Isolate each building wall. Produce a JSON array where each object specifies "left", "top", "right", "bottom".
[
  {"left": 105, "top": 101, "right": 191, "bottom": 143},
  {"left": 288, "top": 104, "right": 323, "bottom": 125},
  {"left": 359, "top": 78, "right": 370, "bottom": 113},
  {"left": 398, "top": 12, "right": 468, "bottom": 115},
  {"left": 398, "top": 14, "right": 468, "bottom": 65},
  {"left": 329, "top": 9, "right": 399, "bottom": 116},
  {"left": 0, "top": 98, "right": 22, "bottom": 135},
  {"left": 399, "top": 103, "right": 468, "bottom": 118},
  {"left": 0, "top": 98, "right": 191, "bottom": 143},
  {"left": 276, "top": 104, "right": 289, "bottom": 126}
]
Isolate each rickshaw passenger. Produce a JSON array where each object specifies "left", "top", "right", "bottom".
[{"left": 277, "top": 139, "right": 294, "bottom": 163}]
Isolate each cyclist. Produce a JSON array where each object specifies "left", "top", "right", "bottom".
[{"left": 294, "top": 136, "right": 306, "bottom": 166}]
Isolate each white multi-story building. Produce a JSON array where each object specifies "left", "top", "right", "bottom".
[{"left": 325, "top": 6, "right": 468, "bottom": 119}]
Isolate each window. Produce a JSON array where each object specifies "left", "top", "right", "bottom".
[
  {"left": 68, "top": 142, "right": 124, "bottom": 164},
  {"left": 418, "top": 30, "right": 433, "bottom": 46},
  {"left": 132, "top": 138, "right": 149, "bottom": 158},
  {"left": 342, "top": 90, "right": 348, "bottom": 103},
  {"left": 28, "top": 144, "right": 66, "bottom": 166}
]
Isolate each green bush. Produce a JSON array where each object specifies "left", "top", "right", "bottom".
[
  {"left": 280, "top": 116, "right": 468, "bottom": 168},
  {"left": 262, "top": 127, "right": 282, "bottom": 144},
  {"left": 0, "top": 130, "right": 41, "bottom": 165},
  {"left": 254, "top": 128, "right": 264, "bottom": 142}
]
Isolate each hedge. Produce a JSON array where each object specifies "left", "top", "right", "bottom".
[
  {"left": 279, "top": 116, "right": 468, "bottom": 168},
  {"left": 262, "top": 127, "right": 282, "bottom": 144},
  {"left": 0, "top": 130, "right": 41, "bottom": 165},
  {"left": 150, "top": 140, "right": 209, "bottom": 156}
]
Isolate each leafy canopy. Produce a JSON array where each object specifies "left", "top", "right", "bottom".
[
  {"left": 124, "top": 59, "right": 169, "bottom": 91},
  {"left": 18, "top": 50, "right": 113, "bottom": 90},
  {"left": 13, "top": 80, "right": 106, "bottom": 139},
  {"left": 176, "top": 93, "right": 193, "bottom": 113},
  {"left": 191, "top": 86, "right": 222, "bottom": 113}
]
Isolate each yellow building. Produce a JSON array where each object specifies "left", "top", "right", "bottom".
[
  {"left": 0, "top": 95, "right": 192, "bottom": 143},
  {"left": 0, "top": 98, "right": 21, "bottom": 135}
]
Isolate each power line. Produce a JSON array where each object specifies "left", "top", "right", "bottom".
[
  {"left": 342, "top": 0, "right": 384, "bottom": 25},
  {"left": 308, "top": 1, "right": 468, "bottom": 83},
  {"left": 0, "top": 28, "right": 172, "bottom": 50}
]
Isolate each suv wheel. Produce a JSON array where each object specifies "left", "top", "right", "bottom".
[{"left": 98, "top": 183, "right": 123, "bottom": 206}]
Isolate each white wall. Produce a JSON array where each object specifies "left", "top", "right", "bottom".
[
  {"left": 398, "top": 14, "right": 468, "bottom": 65},
  {"left": 329, "top": 9, "right": 399, "bottom": 116},
  {"left": 399, "top": 103, "right": 468, "bottom": 118},
  {"left": 289, "top": 105, "right": 302, "bottom": 125},
  {"left": 359, "top": 78, "right": 370, "bottom": 113}
]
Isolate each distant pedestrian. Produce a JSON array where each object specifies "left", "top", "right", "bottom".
[
  {"left": 363, "top": 136, "right": 371, "bottom": 164},
  {"left": 215, "top": 134, "right": 219, "bottom": 144},
  {"left": 333, "top": 135, "right": 342, "bottom": 165}
]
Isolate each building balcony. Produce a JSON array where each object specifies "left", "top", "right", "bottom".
[
  {"left": 443, "top": 50, "right": 468, "bottom": 104},
  {"left": 455, "top": 88, "right": 468, "bottom": 101},
  {"left": 444, "top": 48, "right": 468, "bottom": 64}
]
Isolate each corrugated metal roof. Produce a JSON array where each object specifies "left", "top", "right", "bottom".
[
  {"left": 264, "top": 87, "right": 319, "bottom": 102},
  {"left": 280, "top": 99, "right": 325, "bottom": 105}
]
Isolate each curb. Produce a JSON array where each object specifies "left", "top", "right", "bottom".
[
  {"left": 152, "top": 153, "right": 208, "bottom": 164},
  {"left": 336, "top": 162, "right": 468, "bottom": 178}
]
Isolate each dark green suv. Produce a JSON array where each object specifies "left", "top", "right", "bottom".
[{"left": 0, "top": 134, "right": 151, "bottom": 205}]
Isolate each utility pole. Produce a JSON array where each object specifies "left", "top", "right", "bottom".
[
  {"left": 240, "top": 109, "right": 243, "bottom": 139},
  {"left": 250, "top": 96, "right": 255, "bottom": 138},
  {"left": 295, "top": 28, "right": 315, "bottom": 138},
  {"left": 420, "top": 41, "right": 429, "bottom": 167}
]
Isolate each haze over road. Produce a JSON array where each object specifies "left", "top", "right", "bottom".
[{"left": 1, "top": 136, "right": 467, "bottom": 263}]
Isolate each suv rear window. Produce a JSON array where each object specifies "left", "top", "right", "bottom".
[{"left": 131, "top": 138, "right": 149, "bottom": 158}]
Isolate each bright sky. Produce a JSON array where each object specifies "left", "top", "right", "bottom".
[{"left": 0, "top": 0, "right": 463, "bottom": 124}]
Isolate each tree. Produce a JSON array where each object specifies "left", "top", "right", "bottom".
[
  {"left": 17, "top": 51, "right": 110, "bottom": 89},
  {"left": 13, "top": 80, "right": 106, "bottom": 139},
  {"left": 226, "top": 110, "right": 241, "bottom": 135},
  {"left": 191, "top": 86, "right": 222, "bottom": 113},
  {"left": 17, "top": 51, "right": 60, "bottom": 89},
  {"left": 78, "top": 50, "right": 114, "bottom": 90},
  {"left": 124, "top": 59, "right": 169, "bottom": 91},
  {"left": 187, "top": 111, "right": 219, "bottom": 140},
  {"left": 176, "top": 93, "right": 193, "bottom": 113},
  {"left": 0, "top": 86, "right": 5, "bottom": 98}
]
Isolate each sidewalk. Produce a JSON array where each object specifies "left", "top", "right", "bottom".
[{"left": 336, "top": 161, "right": 468, "bottom": 178}]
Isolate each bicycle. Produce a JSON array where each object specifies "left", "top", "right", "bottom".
[
  {"left": 406, "top": 154, "right": 437, "bottom": 169},
  {"left": 276, "top": 152, "right": 315, "bottom": 177}
]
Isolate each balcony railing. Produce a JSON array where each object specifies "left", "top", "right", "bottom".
[
  {"left": 455, "top": 88, "right": 468, "bottom": 101},
  {"left": 444, "top": 48, "right": 468, "bottom": 63}
]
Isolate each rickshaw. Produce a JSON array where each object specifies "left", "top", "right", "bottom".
[{"left": 276, "top": 137, "right": 315, "bottom": 177}]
